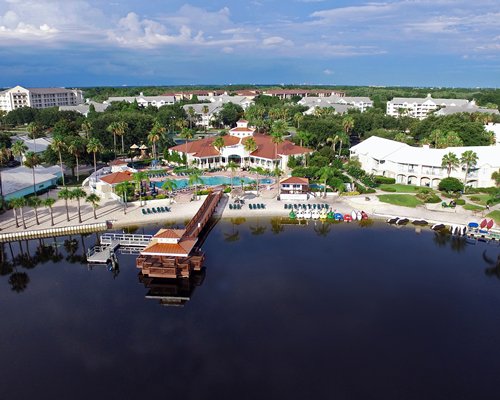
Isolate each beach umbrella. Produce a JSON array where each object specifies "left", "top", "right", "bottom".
[
  {"left": 130, "top": 144, "right": 139, "bottom": 149},
  {"left": 139, "top": 144, "right": 148, "bottom": 150}
]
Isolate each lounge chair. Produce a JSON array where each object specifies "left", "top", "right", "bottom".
[
  {"left": 152, "top": 208, "right": 157, "bottom": 213},
  {"left": 147, "top": 208, "right": 152, "bottom": 214},
  {"left": 157, "top": 207, "right": 162, "bottom": 213},
  {"left": 141, "top": 209, "right": 147, "bottom": 215},
  {"left": 261, "top": 204, "right": 265, "bottom": 209}
]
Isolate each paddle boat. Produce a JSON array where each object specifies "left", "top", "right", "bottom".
[
  {"left": 480, "top": 219, "right": 488, "bottom": 229},
  {"left": 412, "top": 219, "right": 428, "bottom": 226},
  {"left": 327, "top": 211, "right": 335, "bottom": 220},
  {"left": 351, "top": 210, "right": 358, "bottom": 221},
  {"left": 344, "top": 214, "right": 353, "bottom": 222},
  {"left": 319, "top": 210, "right": 327, "bottom": 220},
  {"left": 487, "top": 219, "right": 494, "bottom": 230},
  {"left": 334, "top": 212, "right": 344, "bottom": 221},
  {"left": 387, "top": 217, "right": 399, "bottom": 224},
  {"left": 289, "top": 210, "right": 297, "bottom": 220},
  {"left": 431, "top": 223, "right": 446, "bottom": 231},
  {"left": 304, "top": 210, "right": 312, "bottom": 219},
  {"left": 396, "top": 218, "right": 409, "bottom": 225},
  {"left": 361, "top": 211, "right": 369, "bottom": 220},
  {"left": 312, "top": 209, "right": 321, "bottom": 219}
]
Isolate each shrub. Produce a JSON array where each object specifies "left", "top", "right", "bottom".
[
  {"left": 469, "top": 196, "right": 481, "bottom": 202},
  {"left": 346, "top": 165, "right": 365, "bottom": 179},
  {"left": 155, "top": 194, "right": 166, "bottom": 200},
  {"left": 455, "top": 199, "right": 466, "bottom": 205},
  {"left": 438, "top": 177, "right": 464, "bottom": 193},
  {"left": 361, "top": 176, "right": 377, "bottom": 188},
  {"left": 374, "top": 175, "right": 396, "bottom": 184},
  {"left": 340, "top": 191, "right": 361, "bottom": 196},
  {"left": 382, "top": 186, "right": 397, "bottom": 192},
  {"left": 223, "top": 187, "right": 231, "bottom": 193},
  {"left": 425, "top": 194, "right": 442, "bottom": 203}
]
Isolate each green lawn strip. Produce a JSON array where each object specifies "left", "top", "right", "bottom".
[
  {"left": 377, "top": 194, "right": 423, "bottom": 208},
  {"left": 462, "top": 204, "right": 485, "bottom": 212},
  {"left": 486, "top": 210, "right": 500, "bottom": 224},
  {"left": 465, "top": 194, "right": 491, "bottom": 206},
  {"left": 379, "top": 184, "right": 425, "bottom": 193}
]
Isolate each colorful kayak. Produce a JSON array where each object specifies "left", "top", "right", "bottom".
[
  {"left": 468, "top": 222, "right": 479, "bottom": 228},
  {"left": 327, "top": 211, "right": 334, "bottom": 219},
  {"left": 319, "top": 210, "right": 327, "bottom": 220},
  {"left": 289, "top": 210, "right": 296, "bottom": 220},
  {"left": 487, "top": 219, "right": 494, "bottom": 229},
  {"left": 334, "top": 213, "right": 343, "bottom": 221},
  {"left": 344, "top": 214, "right": 353, "bottom": 222},
  {"left": 356, "top": 211, "right": 362, "bottom": 221},
  {"left": 351, "top": 210, "right": 357, "bottom": 221},
  {"left": 480, "top": 219, "right": 487, "bottom": 228},
  {"left": 361, "top": 211, "right": 368, "bottom": 220}
]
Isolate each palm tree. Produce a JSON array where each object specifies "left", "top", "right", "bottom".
[
  {"left": 27, "top": 196, "right": 42, "bottom": 225},
  {"left": 202, "top": 105, "right": 209, "bottom": 130},
  {"left": 187, "top": 106, "right": 196, "bottom": 129},
  {"left": 227, "top": 161, "right": 238, "bottom": 191},
  {"left": 180, "top": 128, "right": 194, "bottom": 165},
  {"left": 58, "top": 187, "right": 72, "bottom": 222},
  {"left": 213, "top": 136, "right": 225, "bottom": 166},
  {"left": 11, "top": 140, "right": 28, "bottom": 163},
  {"left": 319, "top": 166, "right": 333, "bottom": 198},
  {"left": 492, "top": 169, "right": 500, "bottom": 187},
  {"left": 326, "top": 134, "right": 340, "bottom": 151},
  {"left": 336, "top": 132, "right": 349, "bottom": 157},
  {"left": 85, "top": 193, "right": 100, "bottom": 220},
  {"left": 188, "top": 171, "right": 203, "bottom": 200},
  {"left": 342, "top": 115, "right": 355, "bottom": 136},
  {"left": 115, "top": 181, "right": 132, "bottom": 214},
  {"left": 161, "top": 179, "right": 178, "bottom": 204},
  {"left": 9, "top": 198, "right": 25, "bottom": 228},
  {"left": 270, "top": 121, "right": 285, "bottom": 167},
  {"left": 71, "top": 188, "right": 87, "bottom": 223},
  {"left": 441, "top": 152, "right": 460, "bottom": 178},
  {"left": 293, "top": 112, "right": 304, "bottom": 130},
  {"left": 23, "top": 151, "right": 41, "bottom": 195},
  {"left": 0, "top": 146, "right": 9, "bottom": 209},
  {"left": 148, "top": 122, "right": 165, "bottom": 161},
  {"left": 67, "top": 137, "right": 85, "bottom": 183},
  {"left": 27, "top": 122, "right": 43, "bottom": 152},
  {"left": 51, "top": 134, "right": 66, "bottom": 186},
  {"left": 274, "top": 166, "right": 282, "bottom": 197},
  {"left": 107, "top": 121, "right": 120, "bottom": 156},
  {"left": 43, "top": 198, "right": 56, "bottom": 226},
  {"left": 117, "top": 121, "right": 128, "bottom": 155},
  {"left": 243, "top": 137, "right": 257, "bottom": 168},
  {"left": 81, "top": 120, "right": 92, "bottom": 139},
  {"left": 460, "top": 150, "right": 478, "bottom": 186},
  {"left": 430, "top": 129, "right": 444, "bottom": 148},
  {"left": 87, "top": 138, "right": 104, "bottom": 174},
  {"left": 133, "top": 171, "right": 149, "bottom": 206}
]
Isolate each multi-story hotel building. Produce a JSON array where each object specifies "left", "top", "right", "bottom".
[
  {"left": 386, "top": 94, "right": 470, "bottom": 119},
  {"left": 0, "top": 85, "right": 83, "bottom": 112}
]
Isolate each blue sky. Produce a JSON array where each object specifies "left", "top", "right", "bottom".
[{"left": 1, "top": 0, "right": 499, "bottom": 87}]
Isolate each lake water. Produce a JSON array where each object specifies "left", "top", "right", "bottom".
[{"left": 1, "top": 219, "right": 500, "bottom": 400}]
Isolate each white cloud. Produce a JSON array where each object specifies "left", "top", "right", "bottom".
[
  {"left": 323, "top": 69, "right": 334, "bottom": 75},
  {"left": 262, "top": 36, "right": 293, "bottom": 47}
]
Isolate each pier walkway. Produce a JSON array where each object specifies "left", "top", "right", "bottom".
[{"left": 87, "top": 233, "right": 153, "bottom": 264}]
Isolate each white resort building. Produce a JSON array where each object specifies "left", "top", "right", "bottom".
[
  {"left": 168, "top": 120, "right": 312, "bottom": 171},
  {"left": 299, "top": 96, "right": 373, "bottom": 114},
  {"left": 0, "top": 85, "right": 83, "bottom": 112},
  {"left": 350, "top": 136, "right": 500, "bottom": 188},
  {"left": 386, "top": 94, "right": 470, "bottom": 119}
]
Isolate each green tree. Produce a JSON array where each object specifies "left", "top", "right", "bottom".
[
  {"left": 441, "top": 152, "right": 460, "bottom": 178},
  {"left": 460, "top": 150, "right": 478, "bottom": 186},
  {"left": 161, "top": 179, "right": 178, "bottom": 204},
  {"left": 116, "top": 121, "right": 128, "bottom": 154},
  {"left": 81, "top": 120, "right": 92, "bottom": 139},
  {"left": 243, "top": 137, "right": 257, "bottom": 168},
  {"left": 180, "top": 128, "right": 194, "bottom": 165},
  {"left": 319, "top": 166, "right": 334, "bottom": 198},
  {"left": 438, "top": 177, "right": 464, "bottom": 193},
  {"left": 67, "top": 137, "right": 86, "bottom": 183},
  {"left": 271, "top": 120, "right": 286, "bottom": 165},
  {"left": 11, "top": 140, "right": 28, "bottom": 163},
  {"left": 133, "top": 171, "right": 149, "bottom": 206},
  {"left": 342, "top": 115, "right": 355, "bottom": 136},
  {"left": 107, "top": 121, "right": 120, "bottom": 156},
  {"left": 274, "top": 166, "right": 283, "bottom": 197},
  {"left": 87, "top": 138, "right": 104, "bottom": 174},
  {"left": 51, "top": 134, "right": 67, "bottom": 186},
  {"left": 27, "top": 196, "right": 42, "bottom": 225},
  {"left": 43, "top": 197, "right": 56, "bottom": 226},
  {"left": 148, "top": 121, "right": 165, "bottom": 161},
  {"left": 9, "top": 198, "right": 25, "bottom": 228},
  {"left": 227, "top": 161, "right": 238, "bottom": 191},
  {"left": 58, "top": 187, "right": 72, "bottom": 222},
  {"left": 23, "top": 151, "right": 41, "bottom": 195},
  {"left": 85, "top": 193, "right": 100, "bottom": 220},
  {"left": 27, "top": 122, "right": 43, "bottom": 152},
  {"left": 188, "top": 171, "right": 203, "bottom": 200},
  {"left": 115, "top": 181, "right": 133, "bottom": 214},
  {"left": 71, "top": 188, "right": 87, "bottom": 223}
]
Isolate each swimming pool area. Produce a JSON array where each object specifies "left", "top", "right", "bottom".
[{"left": 154, "top": 176, "right": 274, "bottom": 189}]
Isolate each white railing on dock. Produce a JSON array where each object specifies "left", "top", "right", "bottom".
[
  {"left": 0, "top": 222, "right": 109, "bottom": 243},
  {"left": 100, "top": 233, "right": 153, "bottom": 247}
]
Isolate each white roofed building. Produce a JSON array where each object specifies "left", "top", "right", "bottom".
[
  {"left": 386, "top": 94, "right": 470, "bottom": 119},
  {"left": 299, "top": 95, "right": 372, "bottom": 114},
  {"left": 105, "top": 93, "right": 176, "bottom": 108},
  {"left": 2, "top": 165, "right": 62, "bottom": 201},
  {"left": 0, "top": 85, "right": 83, "bottom": 112},
  {"left": 350, "top": 136, "right": 500, "bottom": 188}
]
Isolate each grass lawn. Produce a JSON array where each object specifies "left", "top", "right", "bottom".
[
  {"left": 379, "top": 184, "right": 425, "bottom": 193},
  {"left": 487, "top": 210, "right": 500, "bottom": 224},
  {"left": 466, "top": 194, "right": 491, "bottom": 206},
  {"left": 463, "top": 204, "right": 485, "bottom": 212},
  {"left": 377, "top": 194, "right": 423, "bottom": 208}
]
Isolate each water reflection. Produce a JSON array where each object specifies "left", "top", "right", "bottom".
[
  {"left": 483, "top": 250, "right": 500, "bottom": 279},
  {"left": 139, "top": 269, "right": 206, "bottom": 307}
]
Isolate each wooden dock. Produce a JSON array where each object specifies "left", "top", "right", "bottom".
[{"left": 136, "top": 191, "right": 223, "bottom": 279}]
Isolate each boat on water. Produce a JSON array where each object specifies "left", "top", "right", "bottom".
[
  {"left": 361, "top": 211, "right": 369, "bottom": 220},
  {"left": 356, "top": 211, "right": 362, "bottom": 221},
  {"left": 344, "top": 214, "right": 353, "bottom": 222},
  {"left": 319, "top": 210, "right": 327, "bottom": 220},
  {"left": 487, "top": 219, "right": 494, "bottom": 229},
  {"left": 468, "top": 222, "right": 479, "bottom": 229},
  {"left": 334, "top": 213, "right": 344, "bottom": 221},
  {"left": 351, "top": 210, "right": 357, "bottom": 221},
  {"left": 396, "top": 218, "right": 409, "bottom": 225},
  {"left": 327, "top": 211, "right": 335, "bottom": 220},
  {"left": 289, "top": 210, "right": 297, "bottom": 220},
  {"left": 387, "top": 217, "right": 399, "bottom": 224},
  {"left": 412, "top": 219, "right": 428, "bottom": 226},
  {"left": 480, "top": 219, "right": 488, "bottom": 229},
  {"left": 431, "top": 223, "right": 446, "bottom": 231}
]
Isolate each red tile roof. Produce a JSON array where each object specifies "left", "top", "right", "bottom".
[
  {"left": 100, "top": 171, "right": 133, "bottom": 185},
  {"left": 244, "top": 134, "right": 312, "bottom": 160},
  {"left": 169, "top": 136, "right": 240, "bottom": 158},
  {"left": 154, "top": 229, "right": 186, "bottom": 239},
  {"left": 281, "top": 177, "right": 309, "bottom": 185},
  {"left": 141, "top": 239, "right": 197, "bottom": 256},
  {"left": 109, "top": 159, "right": 128, "bottom": 166}
]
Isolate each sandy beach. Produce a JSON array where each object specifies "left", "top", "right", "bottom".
[{"left": 1, "top": 184, "right": 496, "bottom": 235}]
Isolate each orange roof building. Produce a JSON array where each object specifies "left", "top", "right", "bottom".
[{"left": 168, "top": 120, "right": 312, "bottom": 172}]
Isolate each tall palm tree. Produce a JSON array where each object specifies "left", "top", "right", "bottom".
[
  {"left": 67, "top": 137, "right": 86, "bottom": 183},
  {"left": 11, "top": 140, "right": 28, "bottom": 163},
  {"left": 114, "top": 181, "right": 132, "bottom": 214},
  {"left": 342, "top": 115, "right": 355, "bottom": 136},
  {"left": 51, "top": 134, "right": 66, "bottom": 186},
  {"left": 326, "top": 134, "right": 340, "bottom": 151},
  {"left": 85, "top": 193, "right": 100, "bottom": 220},
  {"left": 43, "top": 198, "right": 56, "bottom": 226},
  {"left": 202, "top": 105, "right": 209, "bottom": 130},
  {"left": 148, "top": 122, "right": 165, "bottom": 161},
  {"left": 27, "top": 122, "right": 43, "bottom": 153},
  {"left": 71, "top": 188, "right": 87, "bottom": 223},
  {"left": 0, "top": 146, "right": 9, "bottom": 209},
  {"left": 27, "top": 196, "right": 42, "bottom": 225},
  {"left": 9, "top": 198, "right": 25, "bottom": 228},
  {"left": 161, "top": 179, "right": 178, "bottom": 204},
  {"left": 187, "top": 106, "right": 196, "bottom": 129},
  {"left": 23, "top": 151, "right": 41, "bottom": 195},
  {"left": 117, "top": 121, "right": 128, "bottom": 155},
  {"left": 243, "top": 137, "right": 257, "bottom": 168},
  {"left": 271, "top": 130, "right": 284, "bottom": 168},
  {"left": 293, "top": 112, "right": 304, "bottom": 130},
  {"left": 227, "top": 161, "right": 238, "bottom": 191},
  {"left": 213, "top": 136, "right": 225, "bottom": 166},
  {"left": 319, "top": 166, "right": 333, "bottom": 198},
  {"left": 180, "top": 128, "right": 194, "bottom": 165},
  {"left": 336, "top": 132, "right": 349, "bottom": 157},
  {"left": 188, "top": 171, "right": 203, "bottom": 200},
  {"left": 58, "top": 187, "right": 72, "bottom": 222},
  {"left": 274, "top": 166, "right": 282, "bottom": 197},
  {"left": 441, "top": 152, "right": 460, "bottom": 177},
  {"left": 107, "top": 121, "right": 120, "bottom": 156},
  {"left": 87, "top": 138, "right": 104, "bottom": 174},
  {"left": 81, "top": 120, "right": 92, "bottom": 139},
  {"left": 133, "top": 171, "right": 149, "bottom": 206},
  {"left": 460, "top": 150, "right": 478, "bottom": 186}
]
